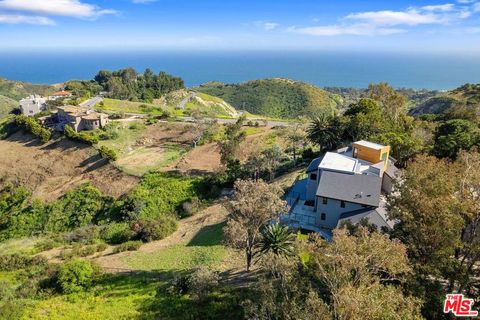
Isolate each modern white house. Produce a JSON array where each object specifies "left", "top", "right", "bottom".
[
  {"left": 283, "top": 140, "right": 399, "bottom": 240},
  {"left": 19, "top": 95, "right": 47, "bottom": 116}
]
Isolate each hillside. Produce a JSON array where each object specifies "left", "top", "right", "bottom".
[
  {"left": 196, "top": 78, "right": 339, "bottom": 119},
  {"left": 410, "top": 83, "right": 480, "bottom": 116},
  {"left": 0, "top": 77, "right": 55, "bottom": 101},
  {"left": 0, "top": 132, "right": 138, "bottom": 201},
  {"left": 0, "top": 95, "right": 17, "bottom": 117},
  {"left": 97, "top": 90, "right": 238, "bottom": 118}
]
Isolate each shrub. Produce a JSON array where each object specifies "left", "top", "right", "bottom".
[
  {"left": 188, "top": 268, "right": 219, "bottom": 303},
  {"left": 96, "top": 243, "right": 108, "bottom": 252},
  {"left": 75, "top": 245, "right": 97, "bottom": 257},
  {"left": 57, "top": 259, "right": 100, "bottom": 294},
  {"left": 98, "top": 146, "right": 118, "bottom": 161},
  {"left": 131, "top": 216, "right": 178, "bottom": 243},
  {"left": 14, "top": 115, "right": 51, "bottom": 143},
  {"left": 181, "top": 197, "right": 205, "bottom": 218},
  {"left": 64, "top": 125, "right": 98, "bottom": 145},
  {"left": 64, "top": 225, "right": 101, "bottom": 244},
  {"left": 113, "top": 240, "right": 142, "bottom": 253},
  {"left": 0, "top": 254, "right": 48, "bottom": 271},
  {"left": 100, "top": 223, "right": 133, "bottom": 244},
  {"left": 34, "top": 238, "right": 63, "bottom": 252}
]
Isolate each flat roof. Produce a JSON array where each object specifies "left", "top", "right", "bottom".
[
  {"left": 319, "top": 152, "right": 358, "bottom": 174},
  {"left": 353, "top": 140, "right": 386, "bottom": 150}
]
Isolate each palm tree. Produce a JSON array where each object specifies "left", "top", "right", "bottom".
[
  {"left": 258, "top": 223, "right": 296, "bottom": 257},
  {"left": 307, "top": 115, "right": 343, "bottom": 152}
]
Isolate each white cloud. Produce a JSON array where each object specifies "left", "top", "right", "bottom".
[
  {"left": 290, "top": 24, "right": 405, "bottom": 36},
  {"left": 289, "top": 2, "right": 479, "bottom": 37},
  {"left": 0, "top": 13, "right": 54, "bottom": 25},
  {"left": 254, "top": 21, "right": 280, "bottom": 31},
  {"left": 421, "top": 4, "right": 455, "bottom": 11},
  {"left": 132, "top": 0, "right": 157, "bottom": 3},
  {"left": 346, "top": 9, "right": 442, "bottom": 26},
  {"left": 0, "top": 0, "right": 117, "bottom": 18}
]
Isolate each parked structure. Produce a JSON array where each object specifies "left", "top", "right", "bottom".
[
  {"left": 283, "top": 140, "right": 399, "bottom": 240},
  {"left": 50, "top": 91, "right": 72, "bottom": 99},
  {"left": 55, "top": 106, "right": 108, "bottom": 132},
  {"left": 19, "top": 95, "right": 47, "bottom": 116}
]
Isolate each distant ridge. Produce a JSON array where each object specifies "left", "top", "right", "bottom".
[{"left": 196, "top": 78, "right": 339, "bottom": 119}]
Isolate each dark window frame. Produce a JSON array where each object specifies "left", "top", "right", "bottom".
[
  {"left": 321, "top": 213, "right": 326, "bottom": 220},
  {"left": 340, "top": 200, "right": 346, "bottom": 208},
  {"left": 323, "top": 197, "right": 328, "bottom": 205}
]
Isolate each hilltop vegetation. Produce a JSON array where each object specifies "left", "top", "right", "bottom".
[
  {"left": 196, "top": 79, "right": 339, "bottom": 119},
  {"left": 94, "top": 68, "right": 184, "bottom": 102},
  {"left": 0, "top": 95, "right": 17, "bottom": 118},
  {"left": 0, "top": 78, "right": 54, "bottom": 101},
  {"left": 410, "top": 83, "right": 480, "bottom": 118}
]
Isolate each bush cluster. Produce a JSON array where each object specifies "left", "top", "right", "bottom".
[
  {"left": 14, "top": 115, "right": 51, "bottom": 143},
  {"left": 113, "top": 240, "right": 142, "bottom": 253},
  {"left": 57, "top": 259, "right": 101, "bottom": 294},
  {"left": 131, "top": 216, "right": 178, "bottom": 242},
  {"left": 98, "top": 145, "right": 118, "bottom": 161},
  {"left": 64, "top": 125, "right": 99, "bottom": 145},
  {"left": 0, "top": 254, "right": 48, "bottom": 271}
]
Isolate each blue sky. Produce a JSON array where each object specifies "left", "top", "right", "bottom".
[{"left": 0, "top": 0, "right": 480, "bottom": 52}]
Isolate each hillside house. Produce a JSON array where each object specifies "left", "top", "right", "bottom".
[
  {"left": 53, "top": 106, "right": 108, "bottom": 132},
  {"left": 283, "top": 140, "right": 399, "bottom": 240},
  {"left": 19, "top": 95, "right": 47, "bottom": 116},
  {"left": 49, "top": 91, "right": 72, "bottom": 99}
]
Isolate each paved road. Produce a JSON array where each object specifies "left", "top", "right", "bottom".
[
  {"left": 80, "top": 96, "right": 103, "bottom": 108},
  {"left": 176, "top": 92, "right": 196, "bottom": 110}
]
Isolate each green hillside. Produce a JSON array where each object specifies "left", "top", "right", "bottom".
[
  {"left": 0, "top": 95, "right": 17, "bottom": 117},
  {"left": 410, "top": 83, "right": 480, "bottom": 116},
  {"left": 0, "top": 78, "right": 55, "bottom": 101},
  {"left": 196, "top": 78, "right": 339, "bottom": 119},
  {"left": 97, "top": 90, "right": 238, "bottom": 118}
]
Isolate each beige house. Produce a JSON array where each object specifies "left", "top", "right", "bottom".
[{"left": 56, "top": 106, "right": 108, "bottom": 132}]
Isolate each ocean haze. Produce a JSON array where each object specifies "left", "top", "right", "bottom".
[{"left": 0, "top": 51, "right": 479, "bottom": 90}]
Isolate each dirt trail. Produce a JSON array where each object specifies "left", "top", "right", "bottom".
[{"left": 94, "top": 203, "right": 229, "bottom": 271}]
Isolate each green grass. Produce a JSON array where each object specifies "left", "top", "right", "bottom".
[
  {"left": 0, "top": 237, "right": 41, "bottom": 255},
  {"left": 97, "top": 121, "right": 146, "bottom": 157},
  {"left": 21, "top": 273, "right": 161, "bottom": 320},
  {"left": 123, "top": 222, "right": 228, "bottom": 271},
  {"left": 98, "top": 99, "right": 163, "bottom": 114},
  {"left": 119, "top": 145, "right": 186, "bottom": 177}
]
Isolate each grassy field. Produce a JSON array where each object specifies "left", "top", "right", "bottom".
[{"left": 123, "top": 222, "right": 229, "bottom": 271}]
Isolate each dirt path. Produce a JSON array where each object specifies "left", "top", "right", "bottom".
[{"left": 94, "top": 203, "right": 229, "bottom": 271}]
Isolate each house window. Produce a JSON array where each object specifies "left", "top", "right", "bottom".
[
  {"left": 323, "top": 197, "right": 328, "bottom": 205},
  {"left": 310, "top": 173, "right": 317, "bottom": 181},
  {"left": 321, "top": 213, "right": 326, "bottom": 220},
  {"left": 381, "top": 152, "right": 388, "bottom": 161},
  {"left": 353, "top": 148, "right": 358, "bottom": 158},
  {"left": 340, "top": 201, "right": 346, "bottom": 208}
]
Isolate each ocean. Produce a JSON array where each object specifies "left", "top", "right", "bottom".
[{"left": 0, "top": 51, "right": 479, "bottom": 90}]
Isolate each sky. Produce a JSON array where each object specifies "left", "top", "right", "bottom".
[{"left": 0, "top": 0, "right": 480, "bottom": 52}]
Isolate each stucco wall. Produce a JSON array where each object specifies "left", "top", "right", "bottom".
[{"left": 315, "top": 197, "right": 365, "bottom": 229}]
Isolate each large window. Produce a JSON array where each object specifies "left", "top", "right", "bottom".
[
  {"left": 321, "top": 213, "right": 326, "bottom": 220},
  {"left": 323, "top": 197, "right": 328, "bottom": 205},
  {"left": 340, "top": 201, "right": 346, "bottom": 208}
]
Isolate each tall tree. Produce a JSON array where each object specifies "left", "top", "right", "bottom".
[
  {"left": 366, "top": 82, "right": 407, "bottom": 122},
  {"left": 224, "top": 179, "right": 287, "bottom": 271},
  {"left": 218, "top": 115, "right": 246, "bottom": 165},
  {"left": 307, "top": 115, "right": 344, "bottom": 152}
]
